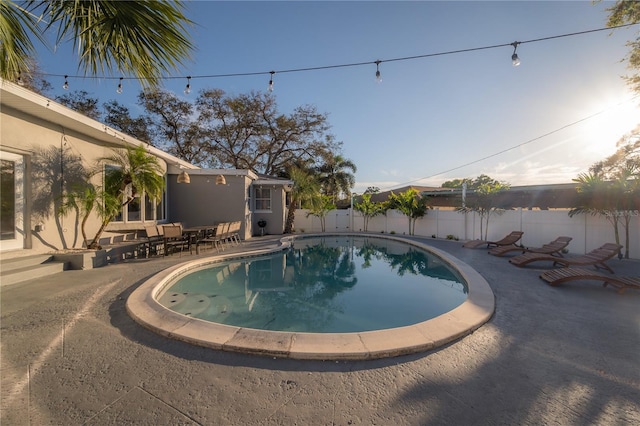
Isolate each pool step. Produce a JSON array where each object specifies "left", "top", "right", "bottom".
[{"left": 0, "top": 254, "right": 68, "bottom": 287}]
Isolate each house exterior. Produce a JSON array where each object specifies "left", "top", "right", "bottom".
[
  {"left": 166, "top": 169, "right": 292, "bottom": 238},
  {"left": 0, "top": 79, "right": 292, "bottom": 256}
]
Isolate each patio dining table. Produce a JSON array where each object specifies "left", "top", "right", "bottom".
[{"left": 182, "top": 225, "right": 217, "bottom": 255}]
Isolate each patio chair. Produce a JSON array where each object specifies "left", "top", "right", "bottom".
[
  {"left": 209, "top": 222, "right": 228, "bottom": 250},
  {"left": 489, "top": 236, "right": 572, "bottom": 257},
  {"left": 462, "top": 231, "right": 524, "bottom": 249},
  {"left": 224, "top": 221, "right": 240, "bottom": 246},
  {"left": 143, "top": 224, "right": 164, "bottom": 256},
  {"left": 228, "top": 221, "right": 241, "bottom": 245},
  {"left": 162, "top": 224, "right": 188, "bottom": 256},
  {"left": 509, "top": 243, "right": 622, "bottom": 273},
  {"left": 540, "top": 267, "right": 640, "bottom": 294},
  {"left": 199, "top": 225, "right": 222, "bottom": 253}
]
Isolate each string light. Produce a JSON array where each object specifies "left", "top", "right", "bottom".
[
  {"left": 375, "top": 60, "right": 382, "bottom": 83},
  {"left": 511, "top": 42, "right": 521, "bottom": 67},
  {"left": 268, "top": 71, "right": 275, "bottom": 92},
  {"left": 184, "top": 76, "right": 191, "bottom": 94},
  {"left": 63, "top": 75, "right": 69, "bottom": 90},
  {"left": 32, "top": 22, "right": 637, "bottom": 91},
  {"left": 16, "top": 72, "right": 24, "bottom": 86}
]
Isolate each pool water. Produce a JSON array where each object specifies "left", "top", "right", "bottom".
[{"left": 158, "top": 235, "right": 468, "bottom": 333}]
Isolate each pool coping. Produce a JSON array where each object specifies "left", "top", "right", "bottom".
[{"left": 126, "top": 233, "right": 495, "bottom": 360}]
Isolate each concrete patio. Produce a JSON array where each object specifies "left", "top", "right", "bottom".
[{"left": 1, "top": 235, "right": 638, "bottom": 425}]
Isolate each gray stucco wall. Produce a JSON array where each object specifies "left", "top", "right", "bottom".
[{"left": 167, "top": 174, "right": 253, "bottom": 240}]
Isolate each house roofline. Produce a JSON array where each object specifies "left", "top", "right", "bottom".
[{"left": 1, "top": 79, "right": 196, "bottom": 170}]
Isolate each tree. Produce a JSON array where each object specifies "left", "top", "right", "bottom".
[
  {"left": 455, "top": 175, "right": 510, "bottom": 240},
  {"left": 284, "top": 165, "right": 321, "bottom": 234},
  {"left": 307, "top": 195, "right": 336, "bottom": 232},
  {"left": 570, "top": 129, "right": 640, "bottom": 258},
  {"left": 606, "top": 1, "right": 640, "bottom": 94},
  {"left": 58, "top": 184, "right": 119, "bottom": 250},
  {"left": 2, "top": 1, "right": 193, "bottom": 86},
  {"left": 387, "top": 188, "right": 431, "bottom": 235},
  {"left": 137, "top": 88, "right": 342, "bottom": 174},
  {"left": 56, "top": 90, "right": 102, "bottom": 121},
  {"left": 103, "top": 100, "right": 154, "bottom": 143},
  {"left": 82, "top": 145, "right": 165, "bottom": 249},
  {"left": 353, "top": 193, "right": 386, "bottom": 232},
  {"left": 137, "top": 89, "right": 210, "bottom": 164},
  {"left": 441, "top": 178, "right": 472, "bottom": 189},
  {"left": 196, "top": 89, "right": 340, "bottom": 175},
  {"left": 316, "top": 154, "right": 357, "bottom": 204}
]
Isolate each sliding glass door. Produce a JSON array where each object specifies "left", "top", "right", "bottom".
[{"left": 0, "top": 151, "right": 25, "bottom": 251}]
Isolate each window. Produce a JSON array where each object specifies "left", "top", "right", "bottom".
[
  {"left": 156, "top": 190, "right": 166, "bottom": 221},
  {"left": 127, "top": 196, "right": 141, "bottom": 221},
  {"left": 254, "top": 187, "right": 271, "bottom": 211},
  {"left": 144, "top": 193, "right": 155, "bottom": 221}
]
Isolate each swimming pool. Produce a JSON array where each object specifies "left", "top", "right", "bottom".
[
  {"left": 127, "top": 234, "right": 494, "bottom": 360},
  {"left": 158, "top": 236, "right": 468, "bottom": 333}
]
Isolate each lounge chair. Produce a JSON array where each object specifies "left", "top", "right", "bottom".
[
  {"left": 540, "top": 267, "right": 640, "bottom": 294},
  {"left": 489, "top": 236, "right": 572, "bottom": 257},
  {"left": 509, "top": 243, "right": 622, "bottom": 273},
  {"left": 463, "top": 231, "right": 524, "bottom": 249}
]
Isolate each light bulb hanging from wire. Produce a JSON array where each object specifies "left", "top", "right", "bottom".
[
  {"left": 375, "top": 60, "right": 382, "bottom": 83},
  {"left": 184, "top": 76, "right": 191, "bottom": 94},
  {"left": 62, "top": 75, "right": 69, "bottom": 90},
  {"left": 268, "top": 71, "right": 275, "bottom": 92},
  {"left": 17, "top": 72, "right": 24, "bottom": 86},
  {"left": 511, "top": 42, "right": 521, "bottom": 67},
  {"left": 116, "top": 77, "right": 123, "bottom": 94}
]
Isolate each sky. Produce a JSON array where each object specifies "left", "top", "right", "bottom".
[{"left": 34, "top": 1, "right": 640, "bottom": 193}]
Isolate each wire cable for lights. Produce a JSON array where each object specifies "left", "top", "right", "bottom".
[
  {"left": 38, "top": 22, "right": 638, "bottom": 82},
  {"left": 391, "top": 94, "right": 640, "bottom": 190}
]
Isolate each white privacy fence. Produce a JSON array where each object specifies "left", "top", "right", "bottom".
[{"left": 294, "top": 208, "right": 640, "bottom": 259}]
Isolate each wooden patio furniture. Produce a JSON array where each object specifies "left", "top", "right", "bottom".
[
  {"left": 489, "top": 236, "right": 572, "bottom": 257},
  {"left": 540, "top": 267, "right": 640, "bottom": 294},
  {"left": 509, "top": 243, "right": 622, "bottom": 273},
  {"left": 462, "top": 231, "right": 524, "bottom": 249}
]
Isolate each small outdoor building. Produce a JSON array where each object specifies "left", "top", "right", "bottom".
[{"left": 0, "top": 80, "right": 292, "bottom": 256}]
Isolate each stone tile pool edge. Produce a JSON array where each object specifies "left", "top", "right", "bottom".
[{"left": 126, "top": 234, "right": 495, "bottom": 361}]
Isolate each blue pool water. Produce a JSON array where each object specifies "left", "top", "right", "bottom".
[{"left": 158, "top": 235, "right": 468, "bottom": 333}]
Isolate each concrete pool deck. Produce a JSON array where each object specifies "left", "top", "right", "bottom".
[{"left": 1, "top": 235, "right": 639, "bottom": 424}]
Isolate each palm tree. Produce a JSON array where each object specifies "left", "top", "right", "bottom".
[
  {"left": 387, "top": 188, "right": 431, "bottom": 236},
  {"left": 58, "top": 184, "right": 120, "bottom": 250},
  {"left": 284, "top": 165, "right": 321, "bottom": 234},
  {"left": 316, "top": 155, "right": 357, "bottom": 204},
  {"left": 456, "top": 177, "right": 510, "bottom": 240},
  {"left": 353, "top": 193, "right": 386, "bottom": 232},
  {"left": 1, "top": 1, "right": 193, "bottom": 86},
  {"left": 306, "top": 195, "right": 336, "bottom": 232},
  {"left": 569, "top": 169, "right": 639, "bottom": 259},
  {"left": 82, "top": 145, "right": 165, "bottom": 249}
]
